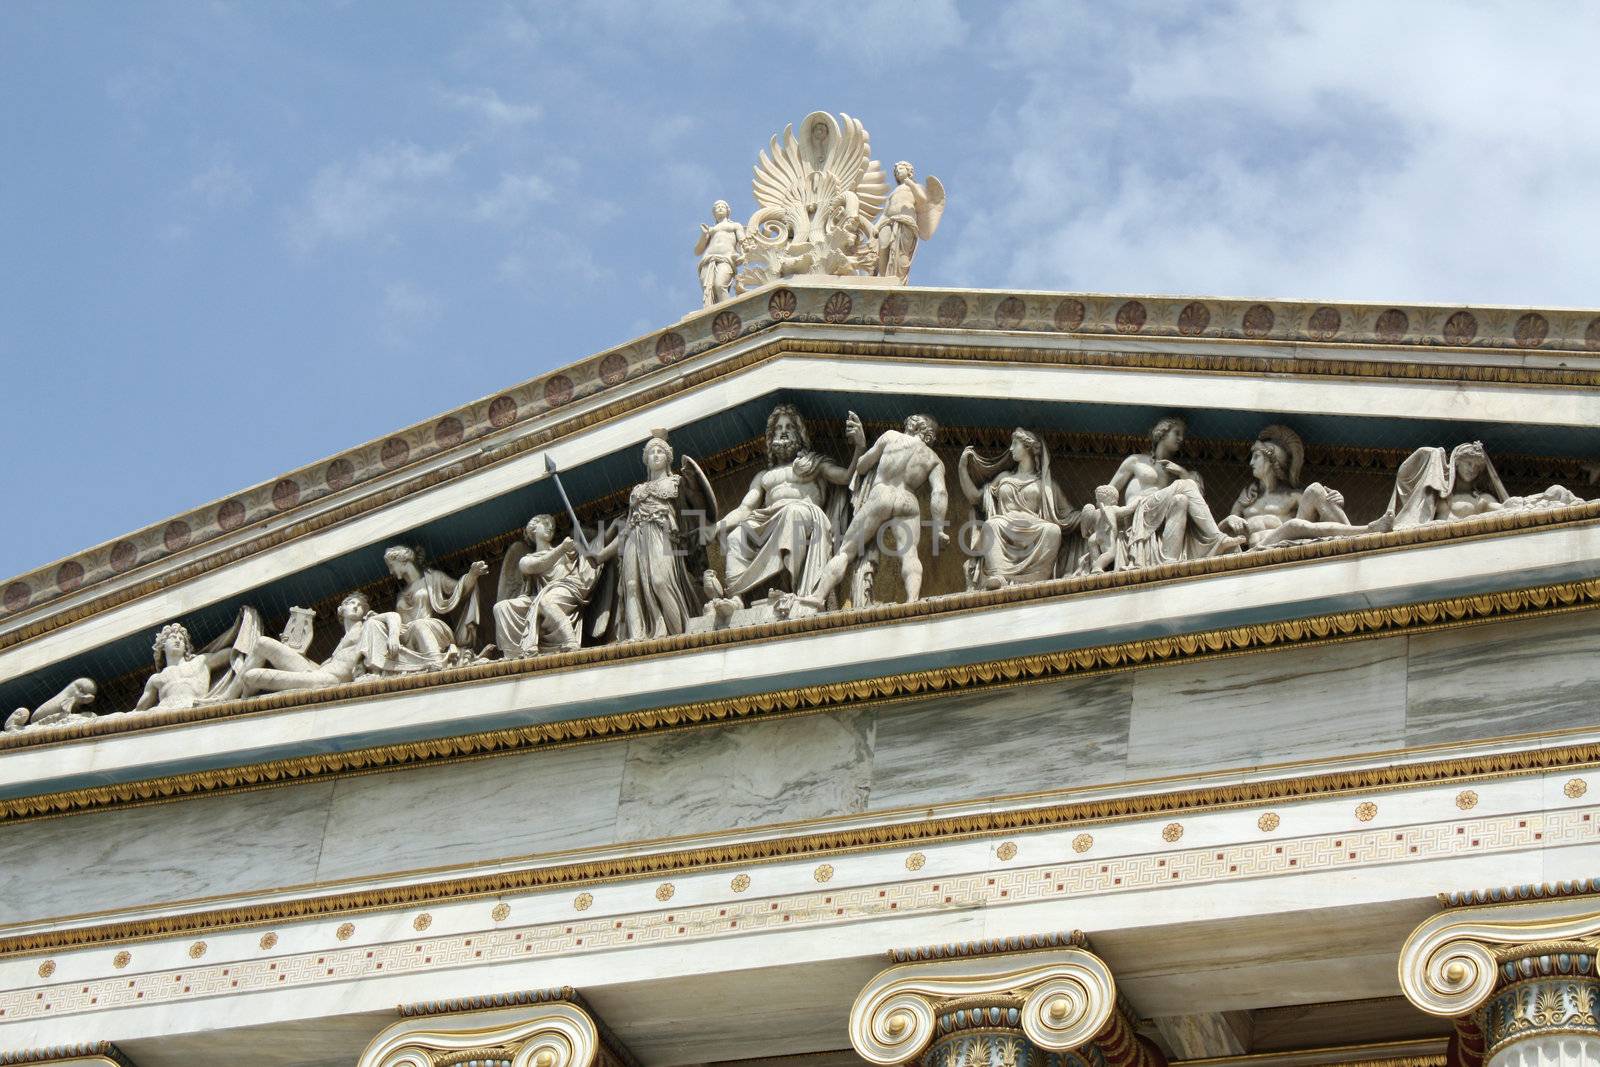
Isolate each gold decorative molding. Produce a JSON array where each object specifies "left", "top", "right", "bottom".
[
  {"left": 6, "top": 566, "right": 1600, "bottom": 824},
  {"left": 1398, "top": 896, "right": 1600, "bottom": 1018},
  {"left": 0, "top": 1045, "right": 135, "bottom": 1067},
  {"left": 888, "top": 930, "right": 1087, "bottom": 964},
  {"left": 1440, "top": 879, "right": 1600, "bottom": 909}
]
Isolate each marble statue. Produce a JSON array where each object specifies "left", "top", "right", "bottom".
[
  {"left": 957, "top": 428, "right": 1074, "bottom": 588},
  {"left": 5, "top": 678, "right": 97, "bottom": 732},
  {"left": 703, "top": 404, "right": 865, "bottom": 607},
  {"left": 240, "top": 592, "right": 396, "bottom": 694},
  {"left": 695, "top": 200, "right": 746, "bottom": 307},
  {"left": 135, "top": 621, "right": 243, "bottom": 711},
  {"left": 1109, "top": 416, "right": 1245, "bottom": 568},
  {"left": 590, "top": 431, "right": 716, "bottom": 641},
  {"left": 737, "top": 111, "right": 891, "bottom": 288},
  {"left": 872, "top": 162, "right": 945, "bottom": 281},
  {"left": 801, "top": 413, "right": 949, "bottom": 608},
  {"left": 1389, "top": 441, "right": 1580, "bottom": 528},
  {"left": 1076, "top": 484, "right": 1131, "bottom": 574},
  {"left": 493, "top": 514, "right": 600, "bottom": 655},
  {"left": 372, "top": 546, "right": 488, "bottom": 671},
  {"left": 1220, "top": 425, "right": 1393, "bottom": 548}
]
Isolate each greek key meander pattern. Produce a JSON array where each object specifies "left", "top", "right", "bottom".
[{"left": 5, "top": 804, "right": 1596, "bottom": 1024}]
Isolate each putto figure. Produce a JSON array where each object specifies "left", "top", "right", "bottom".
[
  {"left": 801, "top": 412, "right": 949, "bottom": 608},
  {"left": 695, "top": 200, "right": 746, "bottom": 308},
  {"left": 5, "top": 678, "right": 97, "bottom": 733},
  {"left": 493, "top": 514, "right": 600, "bottom": 655},
  {"left": 1108, "top": 415, "right": 1244, "bottom": 567},
  {"left": 1221, "top": 425, "right": 1393, "bottom": 548},
  {"left": 958, "top": 427, "right": 1073, "bottom": 588},
  {"left": 372, "top": 545, "right": 488, "bottom": 672},
  {"left": 703, "top": 404, "right": 865, "bottom": 607},
  {"left": 872, "top": 161, "right": 945, "bottom": 281},
  {"left": 1388, "top": 441, "right": 1580, "bottom": 528}
]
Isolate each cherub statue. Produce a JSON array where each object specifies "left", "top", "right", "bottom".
[
  {"left": 371, "top": 545, "right": 488, "bottom": 672},
  {"left": 493, "top": 514, "right": 601, "bottom": 655},
  {"left": 701, "top": 404, "right": 865, "bottom": 608},
  {"left": 1220, "top": 425, "right": 1393, "bottom": 547},
  {"left": 695, "top": 200, "right": 746, "bottom": 308},
  {"left": 800, "top": 412, "right": 949, "bottom": 608},
  {"left": 1076, "top": 485, "right": 1132, "bottom": 574},
  {"left": 5, "top": 678, "right": 98, "bottom": 732},
  {"left": 872, "top": 161, "right": 945, "bottom": 281}
]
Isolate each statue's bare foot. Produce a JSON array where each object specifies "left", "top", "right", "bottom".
[
  {"left": 1218, "top": 534, "right": 1247, "bottom": 554},
  {"left": 1366, "top": 510, "right": 1396, "bottom": 534}
]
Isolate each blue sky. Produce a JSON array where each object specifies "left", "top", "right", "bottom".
[{"left": 2, "top": 1, "right": 1596, "bottom": 579}]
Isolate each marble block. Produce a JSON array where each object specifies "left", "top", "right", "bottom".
[
  {"left": 868, "top": 675, "right": 1132, "bottom": 811},
  {"left": 1125, "top": 638, "right": 1408, "bottom": 777},
  {"left": 316, "top": 742, "right": 628, "bottom": 882},
  {"left": 1406, "top": 610, "right": 1600, "bottom": 746},
  {"left": 0, "top": 782, "right": 334, "bottom": 926},
  {"left": 614, "top": 710, "right": 874, "bottom": 842}
]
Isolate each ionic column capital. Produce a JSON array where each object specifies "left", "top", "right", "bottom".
[
  {"left": 849, "top": 936, "right": 1161, "bottom": 1067},
  {"left": 357, "top": 989, "right": 634, "bottom": 1067}
]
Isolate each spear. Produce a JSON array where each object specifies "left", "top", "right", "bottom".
[{"left": 543, "top": 454, "right": 593, "bottom": 556}]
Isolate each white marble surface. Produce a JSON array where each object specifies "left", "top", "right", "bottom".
[
  {"left": 316, "top": 742, "right": 628, "bottom": 882},
  {"left": 1407, "top": 611, "right": 1600, "bottom": 746},
  {"left": 869, "top": 675, "right": 1131, "bottom": 810},
  {"left": 1125, "top": 638, "right": 1408, "bottom": 776},
  {"left": 0, "top": 782, "right": 334, "bottom": 927},
  {"left": 614, "top": 711, "right": 874, "bottom": 841}
]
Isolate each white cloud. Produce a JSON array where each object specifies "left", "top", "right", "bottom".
[
  {"left": 949, "top": 0, "right": 1600, "bottom": 307},
  {"left": 187, "top": 159, "right": 254, "bottom": 210},
  {"left": 378, "top": 280, "right": 443, "bottom": 348},
  {"left": 473, "top": 172, "right": 555, "bottom": 224},
  {"left": 286, "top": 143, "right": 458, "bottom": 252},
  {"left": 443, "top": 87, "right": 543, "bottom": 127}
]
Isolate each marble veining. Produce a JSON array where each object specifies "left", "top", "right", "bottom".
[
  {"left": 316, "top": 742, "right": 628, "bottom": 882},
  {"left": 868, "top": 675, "right": 1132, "bottom": 811},
  {"left": 1406, "top": 611, "right": 1600, "bottom": 746},
  {"left": 0, "top": 782, "right": 335, "bottom": 926},
  {"left": 614, "top": 710, "right": 875, "bottom": 841},
  {"left": 1125, "top": 637, "right": 1408, "bottom": 777}
]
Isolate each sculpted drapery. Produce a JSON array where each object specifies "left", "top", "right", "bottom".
[{"left": 958, "top": 428, "right": 1075, "bottom": 589}]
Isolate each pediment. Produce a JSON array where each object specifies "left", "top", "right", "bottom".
[{"left": 3, "top": 281, "right": 1600, "bottom": 816}]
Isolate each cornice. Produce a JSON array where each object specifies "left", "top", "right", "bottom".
[
  {"left": 6, "top": 285, "right": 1600, "bottom": 639},
  {"left": 1, "top": 726, "right": 1595, "bottom": 959},
  {"left": 5, "top": 499, "right": 1599, "bottom": 770}
]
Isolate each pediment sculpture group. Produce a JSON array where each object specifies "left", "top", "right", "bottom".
[{"left": 7, "top": 410, "right": 1585, "bottom": 733}]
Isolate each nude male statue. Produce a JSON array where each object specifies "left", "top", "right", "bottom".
[
  {"left": 800, "top": 412, "right": 949, "bottom": 607},
  {"left": 241, "top": 591, "right": 385, "bottom": 694}
]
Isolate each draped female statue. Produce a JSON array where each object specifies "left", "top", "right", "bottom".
[
  {"left": 957, "top": 428, "right": 1074, "bottom": 588},
  {"left": 1388, "top": 442, "right": 1580, "bottom": 528}
]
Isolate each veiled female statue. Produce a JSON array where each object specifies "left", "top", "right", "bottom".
[
  {"left": 1388, "top": 441, "right": 1580, "bottom": 528},
  {"left": 1220, "top": 425, "right": 1393, "bottom": 548},
  {"left": 958, "top": 428, "right": 1074, "bottom": 588},
  {"left": 591, "top": 431, "right": 717, "bottom": 641},
  {"left": 371, "top": 545, "right": 488, "bottom": 670},
  {"left": 1109, "top": 416, "right": 1244, "bottom": 568}
]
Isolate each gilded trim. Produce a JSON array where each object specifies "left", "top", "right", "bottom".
[
  {"left": 0, "top": 1046, "right": 134, "bottom": 1067},
  {"left": 3, "top": 570, "right": 1600, "bottom": 824},
  {"left": 1441, "top": 879, "right": 1600, "bottom": 908},
  {"left": 888, "top": 931, "right": 1087, "bottom": 963},
  {"left": 2, "top": 732, "right": 1597, "bottom": 959},
  {"left": 8, "top": 325, "right": 1600, "bottom": 649}
]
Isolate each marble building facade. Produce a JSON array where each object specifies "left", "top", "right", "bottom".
[{"left": 5, "top": 113, "right": 1600, "bottom": 1067}]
